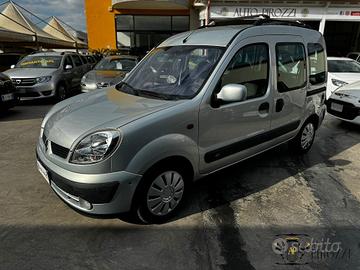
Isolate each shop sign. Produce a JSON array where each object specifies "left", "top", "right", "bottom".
[{"left": 210, "top": 6, "right": 360, "bottom": 21}]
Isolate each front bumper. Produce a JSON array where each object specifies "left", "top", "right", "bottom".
[
  {"left": 15, "top": 82, "right": 56, "bottom": 100},
  {"left": 326, "top": 98, "right": 360, "bottom": 124},
  {"left": 36, "top": 142, "right": 142, "bottom": 215},
  {"left": 0, "top": 92, "right": 18, "bottom": 108}
]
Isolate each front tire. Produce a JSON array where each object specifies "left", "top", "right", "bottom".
[
  {"left": 290, "top": 120, "right": 316, "bottom": 154},
  {"left": 55, "top": 84, "right": 67, "bottom": 102},
  {"left": 133, "top": 167, "right": 187, "bottom": 224}
]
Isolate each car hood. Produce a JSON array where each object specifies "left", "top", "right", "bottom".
[
  {"left": 44, "top": 88, "right": 184, "bottom": 148},
  {"left": 329, "top": 72, "right": 360, "bottom": 84},
  {"left": 335, "top": 80, "right": 360, "bottom": 98},
  {"left": 85, "top": 70, "right": 127, "bottom": 84},
  {"left": 3, "top": 68, "right": 56, "bottom": 78}
]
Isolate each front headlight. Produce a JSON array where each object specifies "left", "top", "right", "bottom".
[
  {"left": 36, "top": 76, "right": 52, "bottom": 84},
  {"left": 331, "top": 79, "right": 348, "bottom": 87},
  {"left": 70, "top": 130, "right": 121, "bottom": 164},
  {"left": 81, "top": 75, "right": 87, "bottom": 84}
]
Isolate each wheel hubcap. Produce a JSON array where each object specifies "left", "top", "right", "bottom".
[
  {"left": 301, "top": 123, "right": 314, "bottom": 150},
  {"left": 146, "top": 171, "right": 184, "bottom": 216}
]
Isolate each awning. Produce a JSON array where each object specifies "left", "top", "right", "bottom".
[
  {"left": 0, "top": 26, "right": 34, "bottom": 42},
  {"left": 0, "top": 2, "right": 86, "bottom": 48},
  {"left": 112, "top": 0, "right": 189, "bottom": 10},
  {"left": 43, "top": 17, "right": 87, "bottom": 48}
]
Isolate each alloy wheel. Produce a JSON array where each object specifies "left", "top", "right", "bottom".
[
  {"left": 146, "top": 171, "right": 185, "bottom": 216},
  {"left": 301, "top": 122, "right": 315, "bottom": 150}
]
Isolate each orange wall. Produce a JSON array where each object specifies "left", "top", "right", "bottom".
[
  {"left": 85, "top": 0, "right": 117, "bottom": 50},
  {"left": 85, "top": 0, "right": 190, "bottom": 50}
]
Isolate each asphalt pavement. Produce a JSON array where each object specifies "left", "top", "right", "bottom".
[{"left": 0, "top": 102, "right": 359, "bottom": 270}]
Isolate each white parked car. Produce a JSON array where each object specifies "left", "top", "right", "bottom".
[
  {"left": 327, "top": 57, "right": 360, "bottom": 99},
  {"left": 326, "top": 80, "right": 360, "bottom": 124},
  {"left": 347, "top": 52, "right": 360, "bottom": 62}
]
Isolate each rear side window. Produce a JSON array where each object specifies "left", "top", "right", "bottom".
[
  {"left": 71, "top": 55, "right": 82, "bottom": 67},
  {"left": 276, "top": 43, "right": 306, "bottom": 92},
  {"left": 308, "top": 43, "right": 326, "bottom": 85},
  {"left": 220, "top": 43, "right": 269, "bottom": 100}
]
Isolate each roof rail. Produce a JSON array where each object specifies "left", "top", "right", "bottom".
[
  {"left": 253, "top": 18, "right": 312, "bottom": 29},
  {"left": 199, "top": 14, "right": 311, "bottom": 29}
]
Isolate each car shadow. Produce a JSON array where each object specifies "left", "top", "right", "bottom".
[
  {"left": 0, "top": 90, "right": 81, "bottom": 122},
  {"left": 0, "top": 100, "right": 53, "bottom": 122}
]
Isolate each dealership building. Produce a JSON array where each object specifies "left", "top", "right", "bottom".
[{"left": 85, "top": 0, "right": 360, "bottom": 55}]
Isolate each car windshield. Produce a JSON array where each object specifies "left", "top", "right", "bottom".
[
  {"left": 95, "top": 58, "right": 137, "bottom": 71},
  {"left": 117, "top": 46, "right": 224, "bottom": 100},
  {"left": 328, "top": 60, "right": 360, "bottom": 73},
  {"left": 16, "top": 55, "right": 61, "bottom": 68}
]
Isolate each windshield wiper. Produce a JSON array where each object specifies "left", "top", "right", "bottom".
[
  {"left": 137, "top": 89, "right": 181, "bottom": 100},
  {"left": 116, "top": 81, "right": 140, "bottom": 96}
]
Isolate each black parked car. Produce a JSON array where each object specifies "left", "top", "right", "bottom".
[{"left": 0, "top": 72, "right": 17, "bottom": 111}]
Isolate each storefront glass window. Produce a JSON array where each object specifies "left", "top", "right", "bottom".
[
  {"left": 117, "top": 32, "right": 133, "bottom": 47},
  {"left": 115, "top": 15, "right": 190, "bottom": 54},
  {"left": 116, "top": 15, "right": 133, "bottom": 31},
  {"left": 134, "top": 16, "right": 171, "bottom": 31},
  {"left": 172, "top": 16, "right": 189, "bottom": 31}
]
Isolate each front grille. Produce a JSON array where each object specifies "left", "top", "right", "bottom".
[
  {"left": 97, "top": 82, "right": 110, "bottom": 88},
  {"left": 326, "top": 99, "right": 360, "bottom": 120},
  {"left": 51, "top": 142, "right": 70, "bottom": 159},
  {"left": 12, "top": 78, "right": 37, "bottom": 86}
]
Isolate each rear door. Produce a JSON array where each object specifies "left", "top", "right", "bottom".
[
  {"left": 70, "top": 54, "right": 83, "bottom": 87},
  {"left": 198, "top": 38, "right": 274, "bottom": 174},
  {"left": 269, "top": 36, "right": 307, "bottom": 136}
]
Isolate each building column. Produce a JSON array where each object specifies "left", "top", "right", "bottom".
[
  {"left": 319, "top": 1, "right": 330, "bottom": 34},
  {"left": 319, "top": 17, "right": 326, "bottom": 34}
]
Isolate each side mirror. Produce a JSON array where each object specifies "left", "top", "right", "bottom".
[
  {"left": 10, "top": 65, "right": 15, "bottom": 69},
  {"left": 65, "top": 64, "right": 73, "bottom": 70},
  {"left": 216, "top": 84, "right": 247, "bottom": 104}
]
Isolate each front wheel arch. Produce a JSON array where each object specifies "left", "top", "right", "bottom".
[{"left": 130, "top": 156, "right": 194, "bottom": 223}]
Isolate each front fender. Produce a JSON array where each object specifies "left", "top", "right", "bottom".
[{"left": 125, "top": 134, "right": 199, "bottom": 177}]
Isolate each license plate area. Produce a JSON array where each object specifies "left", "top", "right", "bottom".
[
  {"left": 331, "top": 102, "right": 343, "bottom": 112},
  {"left": 1, "top": 93, "right": 14, "bottom": 101},
  {"left": 37, "top": 160, "right": 50, "bottom": 184}
]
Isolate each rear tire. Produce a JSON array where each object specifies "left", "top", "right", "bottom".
[
  {"left": 289, "top": 120, "right": 316, "bottom": 154},
  {"left": 132, "top": 166, "right": 188, "bottom": 224}
]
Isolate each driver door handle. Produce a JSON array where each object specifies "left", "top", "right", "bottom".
[{"left": 276, "top": 98, "right": 285, "bottom": 112}]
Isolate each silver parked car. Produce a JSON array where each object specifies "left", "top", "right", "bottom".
[
  {"left": 4, "top": 52, "right": 88, "bottom": 101},
  {"left": 36, "top": 20, "right": 327, "bottom": 223},
  {"left": 81, "top": 55, "right": 139, "bottom": 92}
]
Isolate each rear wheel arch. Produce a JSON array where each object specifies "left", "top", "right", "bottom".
[{"left": 306, "top": 114, "right": 320, "bottom": 129}]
